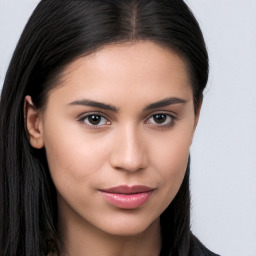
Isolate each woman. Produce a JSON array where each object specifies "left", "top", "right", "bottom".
[{"left": 0, "top": 0, "right": 219, "bottom": 255}]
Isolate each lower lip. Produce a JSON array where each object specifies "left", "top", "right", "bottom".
[{"left": 100, "top": 191, "right": 153, "bottom": 209}]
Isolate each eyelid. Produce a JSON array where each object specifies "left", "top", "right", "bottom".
[
  {"left": 144, "top": 110, "right": 178, "bottom": 120},
  {"left": 77, "top": 112, "right": 111, "bottom": 128},
  {"left": 144, "top": 111, "right": 178, "bottom": 127},
  {"left": 76, "top": 111, "right": 178, "bottom": 129}
]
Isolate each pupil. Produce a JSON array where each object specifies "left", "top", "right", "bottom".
[
  {"left": 153, "top": 114, "right": 166, "bottom": 124},
  {"left": 88, "top": 115, "right": 101, "bottom": 125}
]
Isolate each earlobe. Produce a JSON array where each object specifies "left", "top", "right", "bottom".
[{"left": 24, "top": 95, "right": 44, "bottom": 149}]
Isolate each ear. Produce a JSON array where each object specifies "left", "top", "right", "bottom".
[{"left": 24, "top": 95, "right": 44, "bottom": 149}]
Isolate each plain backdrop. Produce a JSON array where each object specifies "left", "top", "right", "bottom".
[{"left": 1, "top": 1, "right": 256, "bottom": 255}]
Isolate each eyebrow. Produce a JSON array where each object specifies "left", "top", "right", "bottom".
[
  {"left": 69, "top": 97, "right": 187, "bottom": 112},
  {"left": 143, "top": 97, "right": 187, "bottom": 111},
  {"left": 69, "top": 99, "right": 118, "bottom": 112}
]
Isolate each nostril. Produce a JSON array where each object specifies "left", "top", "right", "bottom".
[
  {"left": 109, "top": 127, "right": 148, "bottom": 172},
  {"left": 110, "top": 155, "right": 147, "bottom": 173},
  {"left": 109, "top": 144, "right": 148, "bottom": 172}
]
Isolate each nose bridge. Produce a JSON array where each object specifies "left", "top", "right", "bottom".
[{"left": 110, "top": 123, "right": 147, "bottom": 172}]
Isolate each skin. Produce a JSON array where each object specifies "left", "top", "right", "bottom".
[{"left": 25, "top": 41, "right": 200, "bottom": 256}]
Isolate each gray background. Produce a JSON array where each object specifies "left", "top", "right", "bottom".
[{"left": 1, "top": 1, "right": 256, "bottom": 255}]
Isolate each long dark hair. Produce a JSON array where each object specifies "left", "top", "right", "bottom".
[{"left": 0, "top": 1, "right": 209, "bottom": 255}]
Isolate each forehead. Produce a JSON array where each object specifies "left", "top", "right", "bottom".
[{"left": 48, "top": 41, "right": 193, "bottom": 105}]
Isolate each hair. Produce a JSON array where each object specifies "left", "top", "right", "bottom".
[{"left": 0, "top": 1, "right": 209, "bottom": 255}]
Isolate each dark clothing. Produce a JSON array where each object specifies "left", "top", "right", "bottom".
[{"left": 189, "top": 234, "right": 220, "bottom": 256}]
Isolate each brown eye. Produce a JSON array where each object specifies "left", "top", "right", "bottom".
[
  {"left": 146, "top": 113, "right": 175, "bottom": 127},
  {"left": 153, "top": 114, "right": 167, "bottom": 124},
  {"left": 83, "top": 114, "right": 109, "bottom": 126},
  {"left": 88, "top": 115, "right": 101, "bottom": 125}
]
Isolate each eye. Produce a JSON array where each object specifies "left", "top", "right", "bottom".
[
  {"left": 81, "top": 114, "right": 110, "bottom": 127},
  {"left": 146, "top": 113, "right": 175, "bottom": 127}
]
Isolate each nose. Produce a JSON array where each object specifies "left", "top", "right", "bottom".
[{"left": 109, "top": 125, "right": 148, "bottom": 172}]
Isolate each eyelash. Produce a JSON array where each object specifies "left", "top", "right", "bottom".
[
  {"left": 78, "top": 112, "right": 110, "bottom": 129},
  {"left": 77, "top": 112, "right": 177, "bottom": 129},
  {"left": 145, "top": 113, "right": 177, "bottom": 128}
]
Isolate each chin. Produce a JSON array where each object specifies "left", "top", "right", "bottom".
[{"left": 98, "top": 215, "right": 160, "bottom": 237}]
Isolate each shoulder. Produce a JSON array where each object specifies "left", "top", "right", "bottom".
[{"left": 189, "top": 234, "right": 221, "bottom": 256}]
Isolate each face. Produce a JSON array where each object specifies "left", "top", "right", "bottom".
[{"left": 26, "top": 41, "right": 199, "bottom": 237}]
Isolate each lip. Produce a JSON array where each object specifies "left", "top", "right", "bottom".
[{"left": 99, "top": 185, "right": 155, "bottom": 209}]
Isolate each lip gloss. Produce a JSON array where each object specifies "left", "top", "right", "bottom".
[{"left": 99, "top": 185, "right": 154, "bottom": 209}]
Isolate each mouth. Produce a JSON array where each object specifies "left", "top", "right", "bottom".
[{"left": 99, "top": 185, "right": 155, "bottom": 209}]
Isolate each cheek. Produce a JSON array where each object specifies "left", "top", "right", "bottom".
[
  {"left": 149, "top": 126, "right": 192, "bottom": 204},
  {"left": 156, "top": 143, "right": 189, "bottom": 192},
  {"left": 42, "top": 122, "right": 109, "bottom": 190},
  {"left": 154, "top": 148, "right": 189, "bottom": 213},
  {"left": 150, "top": 126, "right": 191, "bottom": 173}
]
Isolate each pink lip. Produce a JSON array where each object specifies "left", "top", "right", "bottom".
[{"left": 99, "top": 185, "right": 155, "bottom": 209}]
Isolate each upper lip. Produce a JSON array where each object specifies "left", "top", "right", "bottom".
[{"left": 100, "top": 185, "right": 155, "bottom": 194}]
